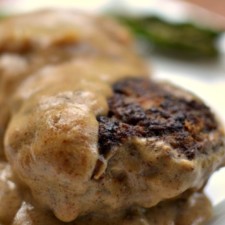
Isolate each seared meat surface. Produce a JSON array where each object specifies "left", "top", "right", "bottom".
[{"left": 98, "top": 78, "right": 218, "bottom": 161}]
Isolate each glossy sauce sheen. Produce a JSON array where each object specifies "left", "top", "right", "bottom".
[{"left": 0, "top": 10, "right": 224, "bottom": 225}]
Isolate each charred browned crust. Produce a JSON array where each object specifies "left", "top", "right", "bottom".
[{"left": 97, "top": 78, "right": 217, "bottom": 160}]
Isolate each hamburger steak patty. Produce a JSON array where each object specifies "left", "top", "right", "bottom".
[
  {"left": 5, "top": 76, "right": 225, "bottom": 222},
  {"left": 97, "top": 78, "right": 217, "bottom": 161}
]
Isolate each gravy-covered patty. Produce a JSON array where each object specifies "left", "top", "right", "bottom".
[{"left": 5, "top": 75, "right": 225, "bottom": 222}]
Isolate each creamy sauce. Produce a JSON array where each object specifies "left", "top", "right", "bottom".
[
  {"left": 0, "top": 162, "right": 212, "bottom": 225},
  {"left": 0, "top": 9, "right": 147, "bottom": 155},
  {"left": 11, "top": 192, "right": 212, "bottom": 225},
  {"left": 0, "top": 10, "right": 224, "bottom": 225}
]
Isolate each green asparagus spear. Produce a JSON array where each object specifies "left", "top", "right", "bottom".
[{"left": 117, "top": 15, "right": 222, "bottom": 58}]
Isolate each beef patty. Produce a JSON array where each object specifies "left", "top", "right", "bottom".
[{"left": 5, "top": 76, "right": 225, "bottom": 222}]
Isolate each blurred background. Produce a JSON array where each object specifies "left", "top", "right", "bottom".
[{"left": 0, "top": 0, "right": 225, "bottom": 206}]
